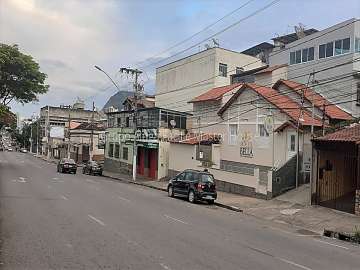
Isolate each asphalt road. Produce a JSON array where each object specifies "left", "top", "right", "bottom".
[{"left": 0, "top": 151, "right": 359, "bottom": 270}]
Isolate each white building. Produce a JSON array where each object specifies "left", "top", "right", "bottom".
[
  {"left": 155, "top": 47, "right": 266, "bottom": 112},
  {"left": 268, "top": 18, "right": 360, "bottom": 117}
]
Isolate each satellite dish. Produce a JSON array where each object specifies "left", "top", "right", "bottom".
[{"left": 170, "top": 119, "right": 176, "bottom": 128}]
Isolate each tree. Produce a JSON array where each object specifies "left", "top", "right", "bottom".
[{"left": 0, "top": 43, "right": 49, "bottom": 106}]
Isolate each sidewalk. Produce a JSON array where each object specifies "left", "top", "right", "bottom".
[{"left": 103, "top": 170, "right": 360, "bottom": 236}]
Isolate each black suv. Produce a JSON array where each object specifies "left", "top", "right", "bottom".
[
  {"left": 82, "top": 161, "right": 103, "bottom": 176},
  {"left": 167, "top": 169, "right": 217, "bottom": 204}
]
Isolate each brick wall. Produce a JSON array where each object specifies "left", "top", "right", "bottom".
[{"left": 356, "top": 190, "right": 360, "bottom": 216}]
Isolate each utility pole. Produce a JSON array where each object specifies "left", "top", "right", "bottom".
[
  {"left": 67, "top": 107, "right": 71, "bottom": 159},
  {"left": 119, "top": 68, "right": 143, "bottom": 181},
  {"left": 46, "top": 106, "right": 50, "bottom": 159},
  {"left": 295, "top": 73, "right": 313, "bottom": 189},
  {"left": 30, "top": 122, "right": 33, "bottom": 153},
  {"left": 90, "top": 101, "right": 95, "bottom": 161}
]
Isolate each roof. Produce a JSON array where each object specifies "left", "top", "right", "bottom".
[
  {"left": 123, "top": 96, "right": 155, "bottom": 109},
  {"left": 272, "top": 29, "right": 318, "bottom": 44},
  {"left": 273, "top": 79, "right": 353, "bottom": 121},
  {"left": 72, "top": 122, "right": 105, "bottom": 131},
  {"left": 189, "top": 83, "right": 242, "bottom": 103},
  {"left": 255, "top": 64, "right": 287, "bottom": 74},
  {"left": 218, "top": 83, "right": 323, "bottom": 127},
  {"left": 170, "top": 133, "right": 221, "bottom": 145},
  {"left": 313, "top": 124, "right": 360, "bottom": 144},
  {"left": 242, "top": 42, "right": 274, "bottom": 56}
]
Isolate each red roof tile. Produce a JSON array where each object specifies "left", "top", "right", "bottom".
[
  {"left": 313, "top": 124, "right": 360, "bottom": 144},
  {"left": 255, "top": 64, "right": 287, "bottom": 74},
  {"left": 273, "top": 79, "right": 353, "bottom": 120},
  {"left": 218, "top": 83, "right": 323, "bottom": 127},
  {"left": 189, "top": 83, "right": 242, "bottom": 103}
]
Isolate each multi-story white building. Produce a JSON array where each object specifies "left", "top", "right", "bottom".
[
  {"left": 155, "top": 47, "right": 266, "bottom": 112},
  {"left": 268, "top": 18, "right": 360, "bottom": 117}
]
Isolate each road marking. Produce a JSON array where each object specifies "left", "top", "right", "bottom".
[
  {"left": 18, "top": 177, "right": 27, "bottom": 183},
  {"left": 65, "top": 243, "right": 73, "bottom": 248},
  {"left": 314, "top": 239, "right": 349, "bottom": 250},
  {"left": 160, "top": 263, "right": 172, "bottom": 270},
  {"left": 278, "top": 258, "right": 312, "bottom": 270},
  {"left": 164, "top": 214, "right": 188, "bottom": 225},
  {"left": 52, "top": 177, "right": 59, "bottom": 180},
  {"left": 61, "top": 195, "right": 69, "bottom": 201},
  {"left": 88, "top": 215, "right": 106, "bottom": 226},
  {"left": 117, "top": 195, "right": 130, "bottom": 202}
]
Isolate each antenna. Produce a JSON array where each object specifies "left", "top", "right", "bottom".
[{"left": 212, "top": 38, "right": 219, "bottom": 47}]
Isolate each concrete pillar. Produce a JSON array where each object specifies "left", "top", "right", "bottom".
[{"left": 355, "top": 190, "right": 360, "bottom": 216}]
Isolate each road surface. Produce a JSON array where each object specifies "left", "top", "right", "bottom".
[{"left": 0, "top": 151, "right": 359, "bottom": 269}]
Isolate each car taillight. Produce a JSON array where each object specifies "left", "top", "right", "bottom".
[{"left": 197, "top": 184, "right": 203, "bottom": 191}]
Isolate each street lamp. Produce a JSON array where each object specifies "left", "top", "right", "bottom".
[{"left": 94, "top": 65, "right": 121, "bottom": 92}]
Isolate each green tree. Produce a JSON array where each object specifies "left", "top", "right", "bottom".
[{"left": 0, "top": 43, "right": 49, "bottom": 105}]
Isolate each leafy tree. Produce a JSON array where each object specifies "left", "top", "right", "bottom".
[{"left": 0, "top": 43, "right": 49, "bottom": 105}]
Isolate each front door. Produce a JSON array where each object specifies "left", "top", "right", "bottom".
[
  {"left": 287, "top": 131, "right": 297, "bottom": 160},
  {"left": 173, "top": 172, "right": 185, "bottom": 193},
  {"left": 149, "top": 149, "right": 158, "bottom": 179}
]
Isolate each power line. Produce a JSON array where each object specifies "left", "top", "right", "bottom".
[
  {"left": 140, "top": 0, "right": 282, "bottom": 69},
  {"left": 135, "top": 0, "right": 256, "bottom": 68}
]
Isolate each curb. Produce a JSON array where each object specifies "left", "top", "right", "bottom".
[
  {"left": 103, "top": 173, "right": 243, "bottom": 213},
  {"left": 323, "top": 229, "right": 360, "bottom": 245}
]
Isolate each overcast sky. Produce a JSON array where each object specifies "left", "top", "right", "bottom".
[{"left": 1, "top": 0, "right": 359, "bottom": 118}]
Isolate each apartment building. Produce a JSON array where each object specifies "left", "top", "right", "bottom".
[
  {"left": 268, "top": 18, "right": 360, "bottom": 117},
  {"left": 155, "top": 47, "right": 266, "bottom": 112}
]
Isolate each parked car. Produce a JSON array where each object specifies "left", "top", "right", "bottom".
[
  {"left": 82, "top": 161, "right": 103, "bottom": 176},
  {"left": 20, "top": 148, "right": 28, "bottom": 153},
  {"left": 57, "top": 158, "right": 77, "bottom": 174},
  {"left": 167, "top": 169, "right": 217, "bottom": 204},
  {"left": 6, "top": 147, "right": 13, "bottom": 152}
]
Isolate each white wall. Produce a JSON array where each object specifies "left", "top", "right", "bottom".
[{"left": 155, "top": 47, "right": 264, "bottom": 112}]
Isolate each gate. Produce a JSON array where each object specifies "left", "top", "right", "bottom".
[{"left": 317, "top": 150, "right": 357, "bottom": 214}]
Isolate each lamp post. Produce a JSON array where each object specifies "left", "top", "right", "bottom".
[{"left": 94, "top": 66, "right": 121, "bottom": 92}]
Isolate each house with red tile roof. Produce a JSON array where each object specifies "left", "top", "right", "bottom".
[
  {"left": 169, "top": 82, "right": 327, "bottom": 199},
  {"left": 312, "top": 124, "right": 360, "bottom": 215},
  {"left": 273, "top": 79, "right": 353, "bottom": 123}
]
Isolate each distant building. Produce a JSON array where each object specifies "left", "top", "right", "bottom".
[
  {"left": 39, "top": 102, "right": 103, "bottom": 159},
  {"left": 155, "top": 47, "right": 266, "bottom": 112}
]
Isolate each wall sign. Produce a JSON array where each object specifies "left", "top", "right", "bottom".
[{"left": 239, "top": 131, "right": 254, "bottom": 158}]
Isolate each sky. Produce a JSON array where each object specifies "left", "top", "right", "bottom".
[{"left": 1, "top": 0, "right": 359, "bottom": 118}]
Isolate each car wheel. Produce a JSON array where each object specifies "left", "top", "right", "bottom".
[
  {"left": 188, "top": 190, "right": 196, "bottom": 203},
  {"left": 168, "top": 185, "right": 174, "bottom": 197},
  {"left": 207, "top": 200, "right": 214, "bottom": 205}
]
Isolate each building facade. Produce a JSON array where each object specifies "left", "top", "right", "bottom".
[
  {"left": 104, "top": 107, "right": 189, "bottom": 180},
  {"left": 155, "top": 47, "right": 266, "bottom": 112}
]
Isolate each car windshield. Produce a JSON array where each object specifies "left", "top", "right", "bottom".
[
  {"left": 63, "top": 159, "right": 75, "bottom": 164},
  {"left": 201, "top": 174, "right": 214, "bottom": 184}
]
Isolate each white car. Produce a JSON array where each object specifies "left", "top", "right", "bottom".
[{"left": 20, "top": 149, "right": 28, "bottom": 153}]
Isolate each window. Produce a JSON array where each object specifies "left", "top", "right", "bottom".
[
  {"left": 356, "top": 37, "right": 360, "bottom": 53},
  {"left": 319, "top": 44, "right": 326, "bottom": 59},
  {"left": 290, "top": 135, "right": 296, "bottom": 152},
  {"left": 302, "top": 48, "right": 308, "bottom": 63},
  {"left": 236, "top": 67, "right": 244, "bottom": 74},
  {"left": 357, "top": 83, "right": 360, "bottom": 105},
  {"left": 125, "top": 117, "right": 130, "bottom": 127},
  {"left": 308, "top": 47, "right": 314, "bottom": 61},
  {"left": 114, "top": 143, "right": 120, "bottom": 158},
  {"left": 108, "top": 143, "right": 114, "bottom": 157},
  {"left": 229, "top": 124, "right": 238, "bottom": 145},
  {"left": 219, "top": 63, "right": 227, "bottom": 77},
  {"left": 325, "top": 42, "right": 333, "bottom": 57},
  {"left": 335, "top": 38, "right": 350, "bottom": 55},
  {"left": 258, "top": 124, "right": 269, "bottom": 137},
  {"left": 122, "top": 147, "right": 128, "bottom": 160},
  {"left": 184, "top": 172, "right": 193, "bottom": 181},
  {"left": 290, "top": 52, "right": 295, "bottom": 65},
  {"left": 295, "top": 50, "right": 301, "bottom": 64}
]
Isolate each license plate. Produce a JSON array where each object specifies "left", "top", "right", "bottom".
[{"left": 204, "top": 195, "right": 214, "bottom": 200}]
